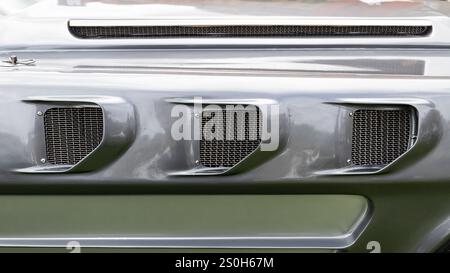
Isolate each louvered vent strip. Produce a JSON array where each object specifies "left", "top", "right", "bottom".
[{"left": 69, "top": 25, "right": 432, "bottom": 39}]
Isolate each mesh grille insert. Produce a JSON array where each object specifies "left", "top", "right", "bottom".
[
  {"left": 351, "top": 108, "right": 412, "bottom": 166},
  {"left": 69, "top": 25, "right": 432, "bottom": 39},
  {"left": 200, "top": 106, "right": 262, "bottom": 168},
  {"left": 44, "top": 107, "right": 104, "bottom": 165}
]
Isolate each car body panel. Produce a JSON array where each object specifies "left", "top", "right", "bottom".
[
  {"left": 0, "top": 195, "right": 368, "bottom": 249},
  {"left": 1, "top": 0, "right": 450, "bottom": 49},
  {"left": 0, "top": 0, "right": 449, "bottom": 253}
]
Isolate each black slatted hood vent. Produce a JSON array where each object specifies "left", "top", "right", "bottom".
[{"left": 68, "top": 23, "right": 432, "bottom": 39}]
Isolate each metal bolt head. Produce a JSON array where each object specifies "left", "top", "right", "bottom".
[
  {"left": 9, "top": 55, "right": 18, "bottom": 65},
  {"left": 346, "top": 159, "right": 352, "bottom": 164},
  {"left": 194, "top": 113, "right": 200, "bottom": 118},
  {"left": 195, "top": 160, "right": 200, "bottom": 165},
  {"left": 37, "top": 111, "right": 43, "bottom": 116},
  {"left": 40, "top": 158, "right": 46, "bottom": 164},
  {"left": 349, "top": 112, "right": 353, "bottom": 117}
]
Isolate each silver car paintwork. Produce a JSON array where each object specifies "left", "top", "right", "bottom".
[{"left": 0, "top": 0, "right": 449, "bottom": 252}]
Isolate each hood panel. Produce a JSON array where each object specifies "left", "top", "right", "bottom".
[
  {"left": 1, "top": 0, "right": 450, "bottom": 50},
  {"left": 7, "top": 0, "right": 448, "bottom": 19}
]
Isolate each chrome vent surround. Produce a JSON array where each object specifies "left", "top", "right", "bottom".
[
  {"left": 351, "top": 108, "right": 412, "bottom": 167},
  {"left": 200, "top": 106, "right": 262, "bottom": 168},
  {"left": 68, "top": 25, "right": 432, "bottom": 39},
  {"left": 44, "top": 107, "right": 104, "bottom": 165}
]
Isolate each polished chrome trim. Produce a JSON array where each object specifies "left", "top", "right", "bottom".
[
  {"left": 166, "top": 98, "right": 278, "bottom": 106},
  {"left": 0, "top": 204, "right": 370, "bottom": 249},
  {"left": 331, "top": 97, "right": 433, "bottom": 106},
  {"left": 22, "top": 95, "right": 127, "bottom": 104}
]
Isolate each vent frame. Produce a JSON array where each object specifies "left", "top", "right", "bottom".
[
  {"left": 166, "top": 98, "right": 281, "bottom": 176},
  {"left": 15, "top": 95, "right": 136, "bottom": 174}
]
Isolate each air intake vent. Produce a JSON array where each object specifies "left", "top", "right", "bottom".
[
  {"left": 200, "top": 106, "right": 262, "bottom": 168},
  {"left": 44, "top": 107, "right": 104, "bottom": 165},
  {"left": 69, "top": 25, "right": 432, "bottom": 39},
  {"left": 351, "top": 108, "right": 412, "bottom": 167}
]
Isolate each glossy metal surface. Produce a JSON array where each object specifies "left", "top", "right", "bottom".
[
  {"left": 1, "top": 0, "right": 450, "bottom": 48},
  {"left": 0, "top": 48, "right": 449, "bottom": 252},
  {"left": 0, "top": 0, "right": 450, "bottom": 253}
]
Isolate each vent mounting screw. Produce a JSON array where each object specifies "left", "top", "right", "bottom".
[
  {"left": 2, "top": 55, "right": 35, "bottom": 66},
  {"left": 9, "top": 56, "right": 18, "bottom": 65},
  {"left": 346, "top": 159, "right": 352, "bottom": 164},
  {"left": 37, "top": 111, "right": 43, "bottom": 116},
  {"left": 349, "top": 112, "right": 353, "bottom": 117},
  {"left": 40, "top": 158, "right": 46, "bottom": 164},
  {"left": 195, "top": 160, "right": 200, "bottom": 165}
]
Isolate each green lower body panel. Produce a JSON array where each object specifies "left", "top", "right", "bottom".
[{"left": 0, "top": 194, "right": 369, "bottom": 251}]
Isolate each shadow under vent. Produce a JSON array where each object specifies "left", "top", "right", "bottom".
[
  {"left": 69, "top": 25, "right": 432, "bottom": 39},
  {"left": 44, "top": 107, "right": 104, "bottom": 165},
  {"left": 351, "top": 108, "right": 412, "bottom": 167},
  {"left": 200, "top": 106, "right": 262, "bottom": 168}
]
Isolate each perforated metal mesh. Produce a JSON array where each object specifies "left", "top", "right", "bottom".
[
  {"left": 351, "top": 109, "right": 411, "bottom": 166},
  {"left": 200, "top": 106, "right": 262, "bottom": 168},
  {"left": 69, "top": 25, "right": 432, "bottom": 39},
  {"left": 44, "top": 107, "right": 104, "bottom": 165}
]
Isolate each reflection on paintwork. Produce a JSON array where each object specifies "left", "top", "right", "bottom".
[
  {"left": 51, "top": 0, "right": 431, "bottom": 17},
  {"left": 3, "top": 49, "right": 449, "bottom": 76}
]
